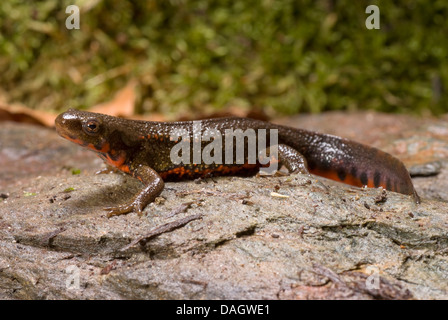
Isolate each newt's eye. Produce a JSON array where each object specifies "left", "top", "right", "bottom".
[{"left": 83, "top": 119, "right": 100, "bottom": 135}]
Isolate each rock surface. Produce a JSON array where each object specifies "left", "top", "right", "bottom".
[{"left": 1, "top": 112, "right": 447, "bottom": 300}]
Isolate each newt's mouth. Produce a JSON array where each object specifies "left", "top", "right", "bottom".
[
  {"left": 55, "top": 123, "right": 74, "bottom": 142},
  {"left": 57, "top": 131, "right": 87, "bottom": 147},
  {"left": 55, "top": 124, "right": 70, "bottom": 140}
]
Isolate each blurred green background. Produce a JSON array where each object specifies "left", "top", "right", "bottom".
[{"left": 0, "top": 0, "right": 446, "bottom": 117}]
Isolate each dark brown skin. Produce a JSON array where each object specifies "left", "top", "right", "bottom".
[{"left": 55, "top": 109, "right": 420, "bottom": 217}]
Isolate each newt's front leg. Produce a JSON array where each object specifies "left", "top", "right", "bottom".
[{"left": 105, "top": 165, "right": 165, "bottom": 217}]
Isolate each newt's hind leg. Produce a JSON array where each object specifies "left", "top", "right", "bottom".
[
  {"left": 259, "top": 144, "right": 309, "bottom": 175},
  {"left": 277, "top": 144, "right": 309, "bottom": 174}
]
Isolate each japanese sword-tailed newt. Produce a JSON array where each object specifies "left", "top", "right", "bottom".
[{"left": 55, "top": 109, "right": 420, "bottom": 217}]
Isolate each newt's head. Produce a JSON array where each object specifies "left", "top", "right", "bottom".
[
  {"left": 55, "top": 109, "right": 137, "bottom": 172},
  {"left": 55, "top": 109, "right": 112, "bottom": 152}
]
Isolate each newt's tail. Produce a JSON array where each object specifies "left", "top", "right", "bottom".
[{"left": 277, "top": 127, "right": 420, "bottom": 203}]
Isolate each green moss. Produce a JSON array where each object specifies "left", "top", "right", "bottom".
[
  {"left": 70, "top": 168, "right": 81, "bottom": 175},
  {"left": 0, "top": 0, "right": 446, "bottom": 116}
]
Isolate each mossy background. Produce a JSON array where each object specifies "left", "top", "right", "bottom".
[{"left": 0, "top": 0, "right": 446, "bottom": 117}]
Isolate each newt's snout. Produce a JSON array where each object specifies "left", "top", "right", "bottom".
[
  {"left": 55, "top": 109, "right": 82, "bottom": 133},
  {"left": 55, "top": 111, "right": 73, "bottom": 139}
]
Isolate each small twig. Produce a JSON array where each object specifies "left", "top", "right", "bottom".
[
  {"left": 42, "top": 227, "right": 67, "bottom": 247},
  {"left": 312, "top": 263, "right": 346, "bottom": 287},
  {"left": 120, "top": 214, "right": 203, "bottom": 251},
  {"left": 100, "top": 260, "right": 118, "bottom": 275},
  {"left": 166, "top": 201, "right": 195, "bottom": 218},
  {"left": 176, "top": 189, "right": 249, "bottom": 201},
  {"left": 85, "top": 64, "right": 131, "bottom": 88},
  {"left": 374, "top": 188, "right": 388, "bottom": 204}
]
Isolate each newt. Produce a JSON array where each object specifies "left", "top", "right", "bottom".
[{"left": 55, "top": 109, "right": 420, "bottom": 217}]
